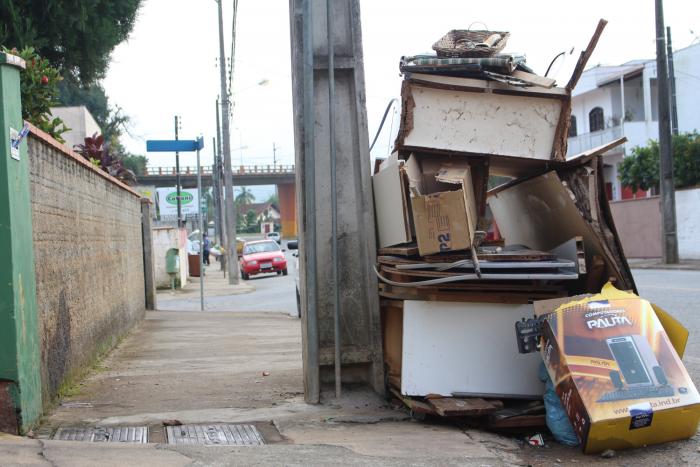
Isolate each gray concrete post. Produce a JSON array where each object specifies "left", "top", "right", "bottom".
[{"left": 289, "top": 0, "right": 385, "bottom": 401}]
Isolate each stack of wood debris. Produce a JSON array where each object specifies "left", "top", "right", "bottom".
[{"left": 372, "top": 20, "right": 636, "bottom": 427}]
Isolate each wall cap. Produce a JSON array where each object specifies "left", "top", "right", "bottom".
[{"left": 27, "top": 122, "right": 141, "bottom": 198}]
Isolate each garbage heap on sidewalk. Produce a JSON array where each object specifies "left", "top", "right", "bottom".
[{"left": 372, "top": 21, "right": 700, "bottom": 454}]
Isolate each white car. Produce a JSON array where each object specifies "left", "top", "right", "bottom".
[
  {"left": 266, "top": 232, "right": 281, "bottom": 244},
  {"left": 287, "top": 239, "right": 301, "bottom": 318}
]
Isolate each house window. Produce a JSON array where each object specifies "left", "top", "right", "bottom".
[
  {"left": 568, "top": 116, "right": 577, "bottom": 137},
  {"left": 589, "top": 107, "right": 604, "bottom": 132}
]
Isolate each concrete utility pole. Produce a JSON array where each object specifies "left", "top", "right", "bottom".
[
  {"left": 655, "top": 0, "right": 679, "bottom": 264},
  {"left": 217, "top": 0, "right": 240, "bottom": 283},
  {"left": 666, "top": 27, "right": 679, "bottom": 136},
  {"left": 215, "top": 97, "right": 226, "bottom": 275}
]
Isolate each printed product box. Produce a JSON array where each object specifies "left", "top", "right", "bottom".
[{"left": 540, "top": 285, "right": 700, "bottom": 453}]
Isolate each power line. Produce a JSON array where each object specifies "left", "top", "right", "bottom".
[{"left": 228, "top": 0, "right": 239, "bottom": 100}]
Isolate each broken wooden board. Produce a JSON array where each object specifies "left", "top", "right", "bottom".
[
  {"left": 487, "top": 414, "right": 547, "bottom": 429},
  {"left": 389, "top": 388, "right": 435, "bottom": 416},
  {"left": 378, "top": 243, "right": 419, "bottom": 257},
  {"left": 395, "top": 74, "right": 566, "bottom": 161},
  {"left": 428, "top": 397, "right": 504, "bottom": 417},
  {"left": 511, "top": 70, "right": 556, "bottom": 88}
]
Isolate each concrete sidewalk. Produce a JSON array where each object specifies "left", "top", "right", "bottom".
[
  {"left": 23, "top": 308, "right": 522, "bottom": 466},
  {"left": 159, "top": 263, "right": 255, "bottom": 300}
]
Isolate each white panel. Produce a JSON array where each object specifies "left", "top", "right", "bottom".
[
  {"left": 404, "top": 85, "right": 561, "bottom": 160},
  {"left": 401, "top": 301, "right": 544, "bottom": 398}
]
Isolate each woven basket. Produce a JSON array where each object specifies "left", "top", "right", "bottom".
[{"left": 432, "top": 30, "right": 510, "bottom": 58}]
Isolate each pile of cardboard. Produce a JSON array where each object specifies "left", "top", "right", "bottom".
[{"left": 372, "top": 20, "right": 700, "bottom": 452}]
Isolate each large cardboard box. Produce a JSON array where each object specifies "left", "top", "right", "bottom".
[
  {"left": 404, "top": 155, "right": 478, "bottom": 256},
  {"left": 540, "top": 285, "right": 700, "bottom": 453}
]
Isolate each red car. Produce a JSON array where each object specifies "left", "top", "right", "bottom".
[{"left": 239, "top": 240, "right": 288, "bottom": 280}]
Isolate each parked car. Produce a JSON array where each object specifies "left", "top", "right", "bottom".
[
  {"left": 265, "top": 232, "right": 281, "bottom": 244},
  {"left": 287, "top": 239, "right": 300, "bottom": 317},
  {"left": 239, "top": 239, "right": 287, "bottom": 280}
]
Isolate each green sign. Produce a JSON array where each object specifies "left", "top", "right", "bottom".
[{"left": 166, "top": 191, "right": 193, "bottom": 205}]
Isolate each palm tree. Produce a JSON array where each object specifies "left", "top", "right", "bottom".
[{"left": 235, "top": 186, "right": 255, "bottom": 206}]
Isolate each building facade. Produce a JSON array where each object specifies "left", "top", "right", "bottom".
[{"left": 567, "top": 41, "right": 700, "bottom": 200}]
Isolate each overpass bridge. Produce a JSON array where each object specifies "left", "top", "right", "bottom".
[
  {"left": 139, "top": 164, "right": 295, "bottom": 188},
  {"left": 138, "top": 164, "right": 297, "bottom": 237}
]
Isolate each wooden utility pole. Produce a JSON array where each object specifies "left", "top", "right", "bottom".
[{"left": 655, "top": 0, "right": 679, "bottom": 263}]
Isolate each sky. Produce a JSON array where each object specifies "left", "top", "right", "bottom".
[{"left": 103, "top": 0, "right": 700, "bottom": 176}]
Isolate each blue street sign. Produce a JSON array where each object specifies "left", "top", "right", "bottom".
[{"left": 147, "top": 138, "right": 204, "bottom": 152}]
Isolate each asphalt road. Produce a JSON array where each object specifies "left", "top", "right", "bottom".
[
  {"left": 186, "top": 238, "right": 299, "bottom": 316},
  {"left": 633, "top": 269, "right": 700, "bottom": 379}
]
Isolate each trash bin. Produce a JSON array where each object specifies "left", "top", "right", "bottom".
[{"left": 188, "top": 253, "right": 201, "bottom": 277}]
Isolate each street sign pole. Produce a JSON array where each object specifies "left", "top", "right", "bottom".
[
  {"left": 175, "top": 116, "right": 182, "bottom": 227},
  {"left": 147, "top": 138, "right": 206, "bottom": 307}
]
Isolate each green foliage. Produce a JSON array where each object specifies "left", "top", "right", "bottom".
[
  {"left": 5, "top": 46, "right": 69, "bottom": 142},
  {"left": 618, "top": 132, "right": 700, "bottom": 192},
  {"left": 245, "top": 210, "right": 257, "bottom": 229},
  {"left": 74, "top": 133, "right": 136, "bottom": 184},
  {"left": 121, "top": 154, "right": 147, "bottom": 176},
  {"left": 0, "top": 0, "right": 142, "bottom": 84},
  {"left": 235, "top": 186, "right": 255, "bottom": 206}
]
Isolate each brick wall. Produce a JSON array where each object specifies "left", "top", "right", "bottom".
[{"left": 27, "top": 128, "right": 145, "bottom": 403}]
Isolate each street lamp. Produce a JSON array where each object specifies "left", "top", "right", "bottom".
[{"left": 232, "top": 145, "right": 248, "bottom": 166}]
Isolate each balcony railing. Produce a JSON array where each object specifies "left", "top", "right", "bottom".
[{"left": 567, "top": 126, "right": 623, "bottom": 157}]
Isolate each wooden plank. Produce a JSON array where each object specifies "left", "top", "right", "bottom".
[
  {"left": 428, "top": 397, "right": 504, "bottom": 417},
  {"left": 511, "top": 70, "right": 556, "bottom": 89},
  {"left": 389, "top": 388, "right": 435, "bottom": 415},
  {"left": 567, "top": 19, "right": 609, "bottom": 92},
  {"left": 378, "top": 243, "right": 419, "bottom": 256},
  {"left": 487, "top": 414, "right": 547, "bottom": 429}
]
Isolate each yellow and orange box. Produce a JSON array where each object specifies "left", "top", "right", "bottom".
[{"left": 539, "top": 284, "right": 700, "bottom": 454}]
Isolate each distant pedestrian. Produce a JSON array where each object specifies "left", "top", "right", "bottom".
[{"left": 203, "top": 233, "right": 211, "bottom": 266}]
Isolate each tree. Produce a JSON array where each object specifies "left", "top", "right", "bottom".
[
  {"left": 619, "top": 132, "right": 700, "bottom": 192},
  {"left": 121, "top": 154, "right": 147, "bottom": 176},
  {"left": 0, "top": 0, "right": 142, "bottom": 84},
  {"left": 266, "top": 192, "right": 279, "bottom": 206},
  {"left": 235, "top": 187, "right": 255, "bottom": 206},
  {"left": 245, "top": 210, "right": 257, "bottom": 233}
]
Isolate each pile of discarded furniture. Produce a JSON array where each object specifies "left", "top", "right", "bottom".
[{"left": 372, "top": 21, "right": 700, "bottom": 454}]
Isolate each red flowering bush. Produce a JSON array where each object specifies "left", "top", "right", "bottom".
[{"left": 3, "top": 46, "right": 69, "bottom": 142}]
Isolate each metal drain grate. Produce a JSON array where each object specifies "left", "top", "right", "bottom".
[
  {"left": 165, "top": 424, "right": 265, "bottom": 445},
  {"left": 53, "top": 426, "right": 148, "bottom": 443}
]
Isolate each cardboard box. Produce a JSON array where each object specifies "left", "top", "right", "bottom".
[
  {"left": 540, "top": 284, "right": 700, "bottom": 453},
  {"left": 405, "top": 155, "right": 478, "bottom": 255}
]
